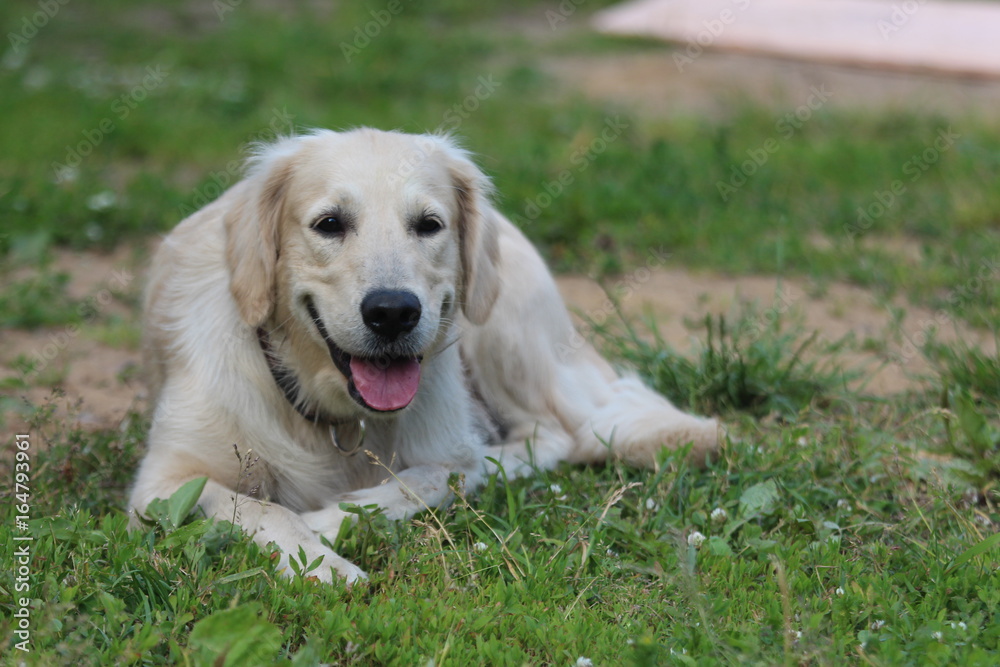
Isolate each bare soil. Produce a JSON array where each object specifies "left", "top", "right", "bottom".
[{"left": 544, "top": 50, "right": 1000, "bottom": 120}]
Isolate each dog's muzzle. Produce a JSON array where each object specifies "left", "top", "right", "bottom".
[{"left": 305, "top": 295, "right": 423, "bottom": 413}]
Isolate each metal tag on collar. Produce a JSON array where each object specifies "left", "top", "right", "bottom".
[{"left": 330, "top": 419, "right": 366, "bottom": 457}]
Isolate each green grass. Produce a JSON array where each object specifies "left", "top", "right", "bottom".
[
  {"left": 0, "top": 272, "right": 76, "bottom": 328},
  {"left": 2, "top": 0, "right": 999, "bottom": 664},
  {"left": 926, "top": 332, "right": 1000, "bottom": 403},
  {"left": 3, "top": 386, "right": 998, "bottom": 664}
]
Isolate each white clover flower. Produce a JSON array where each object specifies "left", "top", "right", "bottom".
[
  {"left": 687, "top": 531, "right": 706, "bottom": 548},
  {"left": 575, "top": 658, "right": 593, "bottom": 667},
  {"left": 932, "top": 631, "right": 943, "bottom": 641},
  {"left": 950, "top": 621, "right": 967, "bottom": 631},
  {"left": 835, "top": 587, "right": 845, "bottom": 596},
  {"left": 710, "top": 507, "right": 728, "bottom": 523},
  {"left": 645, "top": 498, "right": 658, "bottom": 511},
  {"left": 472, "top": 542, "right": 487, "bottom": 553},
  {"left": 836, "top": 499, "right": 851, "bottom": 510},
  {"left": 870, "top": 620, "right": 885, "bottom": 630},
  {"left": 23, "top": 65, "right": 52, "bottom": 89},
  {"left": 606, "top": 548, "right": 618, "bottom": 557},
  {"left": 549, "top": 483, "right": 562, "bottom": 495},
  {"left": 2, "top": 48, "right": 27, "bottom": 70},
  {"left": 54, "top": 165, "right": 79, "bottom": 184},
  {"left": 87, "top": 190, "right": 118, "bottom": 211},
  {"left": 796, "top": 436, "right": 808, "bottom": 447}
]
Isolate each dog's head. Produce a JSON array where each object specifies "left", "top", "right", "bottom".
[{"left": 223, "top": 129, "right": 500, "bottom": 415}]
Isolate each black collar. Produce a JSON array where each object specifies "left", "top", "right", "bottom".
[
  {"left": 256, "top": 326, "right": 366, "bottom": 456},
  {"left": 257, "top": 327, "right": 324, "bottom": 424}
]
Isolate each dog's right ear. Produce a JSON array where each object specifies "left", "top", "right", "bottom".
[{"left": 224, "top": 152, "right": 294, "bottom": 328}]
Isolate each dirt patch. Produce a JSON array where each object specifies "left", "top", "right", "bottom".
[
  {"left": 558, "top": 268, "right": 995, "bottom": 396},
  {"left": 2, "top": 247, "right": 149, "bottom": 439},
  {"left": 544, "top": 50, "right": 1000, "bottom": 120},
  {"left": 2, "top": 329, "right": 143, "bottom": 428}
]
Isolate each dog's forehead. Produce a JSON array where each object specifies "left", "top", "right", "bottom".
[
  {"left": 286, "top": 131, "right": 455, "bottom": 211},
  {"left": 306, "top": 131, "right": 451, "bottom": 182}
]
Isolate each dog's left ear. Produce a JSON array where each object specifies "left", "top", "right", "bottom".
[{"left": 444, "top": 144, "right": 502, "bottom": 325}]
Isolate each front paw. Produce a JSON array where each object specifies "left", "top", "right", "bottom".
[{"left": 301, "top": 505, "right": 353, "bottom": 538}]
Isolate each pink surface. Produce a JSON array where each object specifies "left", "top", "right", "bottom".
[{"left": 592, "top": 0, "right": 1000, "bottom": 78}]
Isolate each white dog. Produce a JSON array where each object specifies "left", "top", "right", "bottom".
[{"left": 129, "top": 128, "right": 719, "bottom": 582}]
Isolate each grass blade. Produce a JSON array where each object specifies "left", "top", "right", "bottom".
[{"left": 946, "top": 532, "right": 1000, "bottom": 574}]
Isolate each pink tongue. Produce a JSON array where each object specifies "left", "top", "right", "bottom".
[{"left": 349, "top": 356, "right": 421, "bottom": 411}]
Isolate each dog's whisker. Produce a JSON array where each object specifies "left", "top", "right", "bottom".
[{"left": 428, "top": 334, "right": 462, "bottom": 359}]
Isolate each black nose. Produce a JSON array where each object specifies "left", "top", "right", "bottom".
[{"left": 360, "top": 289, "right": 422, "bottom": 340}]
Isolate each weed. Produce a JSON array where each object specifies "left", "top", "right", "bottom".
[
  {"left": 926, "top": 328, "right": 1000, "bottom": 403},
  {"left": 593, "top": 304, "right": 853, "bottom": 417},
  {"left": 937, "top": 388, "right": 1000, "bottom": 492}
]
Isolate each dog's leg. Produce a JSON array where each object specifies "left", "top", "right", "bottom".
[
  {"left": 559, "top": 372, "right": 720, "bottom": 467},
  {"left": 480, "top": 384, "right": 718, "bottom": 479},
  {"left": 130, "top": 472, "right": 367, "bottom": 584},
  {"left": 301, "top": 463, "right": 459, "bottom": 538},
  {"left": 479, "top": 422, "right": 575, "bottom": 479}
]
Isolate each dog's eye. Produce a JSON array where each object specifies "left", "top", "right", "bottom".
[
  {"left": 312, "top": 215, "right": 345, "bottom": 237},
  {"left": 414, "top": 216, "right": 443, "bottom": 237}
]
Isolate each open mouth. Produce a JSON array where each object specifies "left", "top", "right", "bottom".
[{"left": 304, "top": 297, "right": 422, "bottom": 413}]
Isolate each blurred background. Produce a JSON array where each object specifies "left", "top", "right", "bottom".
[{"left": 1, "top": 0, "right": 997, "bottom": 272}]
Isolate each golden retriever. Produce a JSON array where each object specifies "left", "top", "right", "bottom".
[{"left": 129, "top": 128, "right": 719, "bottom": 583}]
